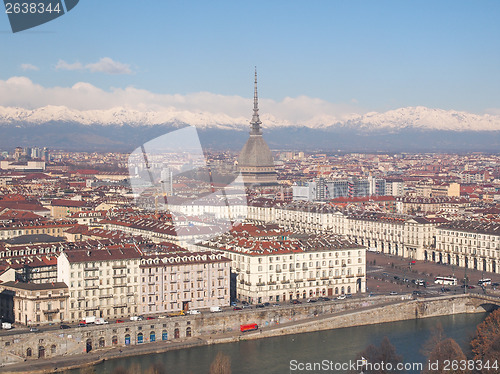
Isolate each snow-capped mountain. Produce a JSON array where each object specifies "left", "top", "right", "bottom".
[{"left": 1, "top": 105, "right": 500, "bottom": 132}]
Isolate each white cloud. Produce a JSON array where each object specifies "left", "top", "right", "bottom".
[
  {"left": 55, "top": 60, "right": 84, "bottom": 71},
  {"left": 55, "top": 57, "right": 132, "bottom": 75},
  {"left": 20, "top": 63, "right": 39, "bottom": 71},
  {"left": 0, "top": 76, "right": 362, "bottom": 126},
  {"left": 85, "top": 57, "right": 132, "bottom": 75}
]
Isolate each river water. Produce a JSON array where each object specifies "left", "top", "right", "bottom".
[{"left": 89, "top": 313, "right": 487, "bottom": 374}]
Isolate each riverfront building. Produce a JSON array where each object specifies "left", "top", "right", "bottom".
[
  {"left": 57, "top": 245, "right": 142, "bottom": 322},
  {"left": 139, "top": 251, "right": 230, "bottom": 314},
  {"left": 200, "top": 224, "right": 366, "bottom": 303},
  {"left": 1, "top": 281, "right": 69, "bottom": 326}
]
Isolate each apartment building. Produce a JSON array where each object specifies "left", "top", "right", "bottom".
[
  {"left": 139, "top": 251, "right": 230, "bottom": 314},
  {"left": 57, "top": 245, "right": 142, "bottom": 322},
  {"left": 0, "top": 281, "right": 69, "bottom": 326},
  {"left": 201, "top": 224, "right": 366, "bottom": 303},
  {"left": 432, "top": 221, "right": 500, "bottom": 273}
]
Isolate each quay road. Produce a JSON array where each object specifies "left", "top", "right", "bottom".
[
  {"left": 0, "top": 291, "right": 397, "bottom": 338},
  {"left": 0, "top": 296, "right": 418, "bottom": 374}
]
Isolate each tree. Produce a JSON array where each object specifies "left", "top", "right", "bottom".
[
  {"left": 350, "top": 336, "right": 403, "bottom": 374},
  {"left": 471, "top": 308, "right": 500, "bottom": 372},
  {"left": 422, "top": 338, "right": 469, "bottom": 374},
  {"left": 209, "top": 352, "right": 231, "bottom": 374},
  {"left": 421, "top": 323, "right": 445, "bottom": 358}
]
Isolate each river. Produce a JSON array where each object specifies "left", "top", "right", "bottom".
[{"left": 87, "top": 312, "right": 487, "bottom": 374}]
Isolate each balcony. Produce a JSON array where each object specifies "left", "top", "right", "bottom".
[
  {"left": 84, "top": 266, "right": 99, "bottom": 272},
  {"left": 84, "top": 276, "right": 99, "bottom": 281},
  {"left": 112, "top": 264, "right": 127, "bottom": 269},
  {"left": 99, "top": 294, "right": 113, "bottom": 299},
  {"left": 256, "top": 282, "right": 265, "bottom": 286},
  {"left": 113, "top": 274, "right": 127, "bottom": 278},
  {"left": 275, "top": 269, "right": 282, "bottom": 273},
  {"left": 320, "top": 277, "right": 329, "bottom": 280},
  {"left": 84, "top": 306, "right": 99, "bottom": 311},
  {"left": 356, "top": 274, "right": 365, "bottom": 277},
  {"left": 112, "top": 304, "right": 127, "bottom": 309},
  {"left": 307, "top": 278, "right": 316, "bottom": 282},
  {"left": 42, "top": 308, "right": 59, "bottom": 314},
  {"left": 295, "top": 279, "right": 303, "bottom": 283},
  {"left": 267, "top": 281, "right": 276, "bottom": 285},
  {"left": 281, "top": 280, "right": 290, "bottom": 284}
]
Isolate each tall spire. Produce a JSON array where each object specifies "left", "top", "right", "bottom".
[{"left": 250, "top": 67, "right": 262, "bottom": 135}]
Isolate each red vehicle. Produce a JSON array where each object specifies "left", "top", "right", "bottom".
[
  {"left": 240, "top": 323, "right": 258, "bottom": 332},
  {"left": 146, "top": 316, "right": 155, "bottom": 320},
  {"left": 116, "top": 319, "right": 125, "bottom": 323}
]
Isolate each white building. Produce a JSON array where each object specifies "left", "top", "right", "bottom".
[{"left": 200, "top": 224, "right": 366, "bottom": 304}]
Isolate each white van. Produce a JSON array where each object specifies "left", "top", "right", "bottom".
[
  {"left": 2, "top": 322, "right": 12, "bottom": 330},
  {"left": 210, "top": 306, "right": 222, "bottom": 313}
]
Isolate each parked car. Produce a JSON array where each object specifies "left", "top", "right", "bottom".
[
  {"left": 230, "top": 301, "right": 237, "bottom": 307},
  {"left": 291, "top": 299, "right": 302, "bottom": 304},
  {"left": 78, "top": 322, "right": 87, "bottom": 327},
  {"left": 272, "top": 303, "right": 280, "bottom": 307},
  {"left": 242, "top": 304, "right": 252, "bottom": 309},
  {"left": 242, "top": 301, "right": 249, "bottom": 305},
  {"left": 233, "top": 306, "right": 243, "bottom": 311},
  {"left": 389, "top": 291, "right": 398, "bottom": 295},
  {"left": 130, "top": 316, "right": 143, "bottom": 321},
  {"left": 318, "top": 297, "right": 330, "bottom": 301},
  {"left": 441, "top": 288, "right": 451, "bottom": 292},
  {"left": 210, "top": 306, "right": 222, "bottom": 313},
  {"left": 337, "top": 295, "right": 346, "bottom": 300},
  {"left": 263, "top": 302, "right": 270, "bottom": 307},
  {"left": 1, "top": 322, "right": 12, "bottom": 330},
  {"left": 186, "top": 310, "right": 200, "bottom": 315},
  {"left": 146, "top": 316, "right": 156, "bottom": 320},
  {"left": 60, "top": 324, "right": 71, "bottom": 329},
  {"left": 345, "top": 294, "right": 353, "bottom": 298},
  {"left": 29, "top": 327, "right": 40, "bottom": 332},
  {"left": 256, "top": 304, "right": 265, "bottom": 308},
  {"left": 116, "top": 320, "right": 125, "bottom": 323}
]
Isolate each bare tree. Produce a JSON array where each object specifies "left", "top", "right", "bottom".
[
  {"left": 209, "top": 352, "right": 232, "bottom": 374},
  {"left": 423, "top": 338, "right": 469, "bottom": 374},
  {"left": 421, "top": 322, "right": 445, "bottom": 358},
  {"left": 350, "top": 336, "right": 403, "bottom": 374}
]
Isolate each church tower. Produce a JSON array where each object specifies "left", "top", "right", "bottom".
[{"left": 238, "top": 69, "right": 278, "bottom": 186}]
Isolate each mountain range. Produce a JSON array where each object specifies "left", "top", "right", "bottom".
[{"left": 0, "top": 105, "right": 499, "bottom": 152}]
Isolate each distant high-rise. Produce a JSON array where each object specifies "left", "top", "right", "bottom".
[{"left": 237, "top": 69, "right": 278, "bottom": 186}]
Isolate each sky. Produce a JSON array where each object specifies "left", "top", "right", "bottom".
[{"left": 1, "top": 0, "right": 500, "bottom": 120}]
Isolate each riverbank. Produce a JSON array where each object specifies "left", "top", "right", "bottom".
[{"left": 1, "top": 294, "right": 497, "bottom": 374}]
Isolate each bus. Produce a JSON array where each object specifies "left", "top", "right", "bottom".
[
  {"left": 478, "top": 279, "right": 491, "bottom": 286},
  {"left": 240, "top": 323, "right": 258, "bottom": 332},
  {"left": 434, "top": 276, "right": 458, "bottom": 286}
]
